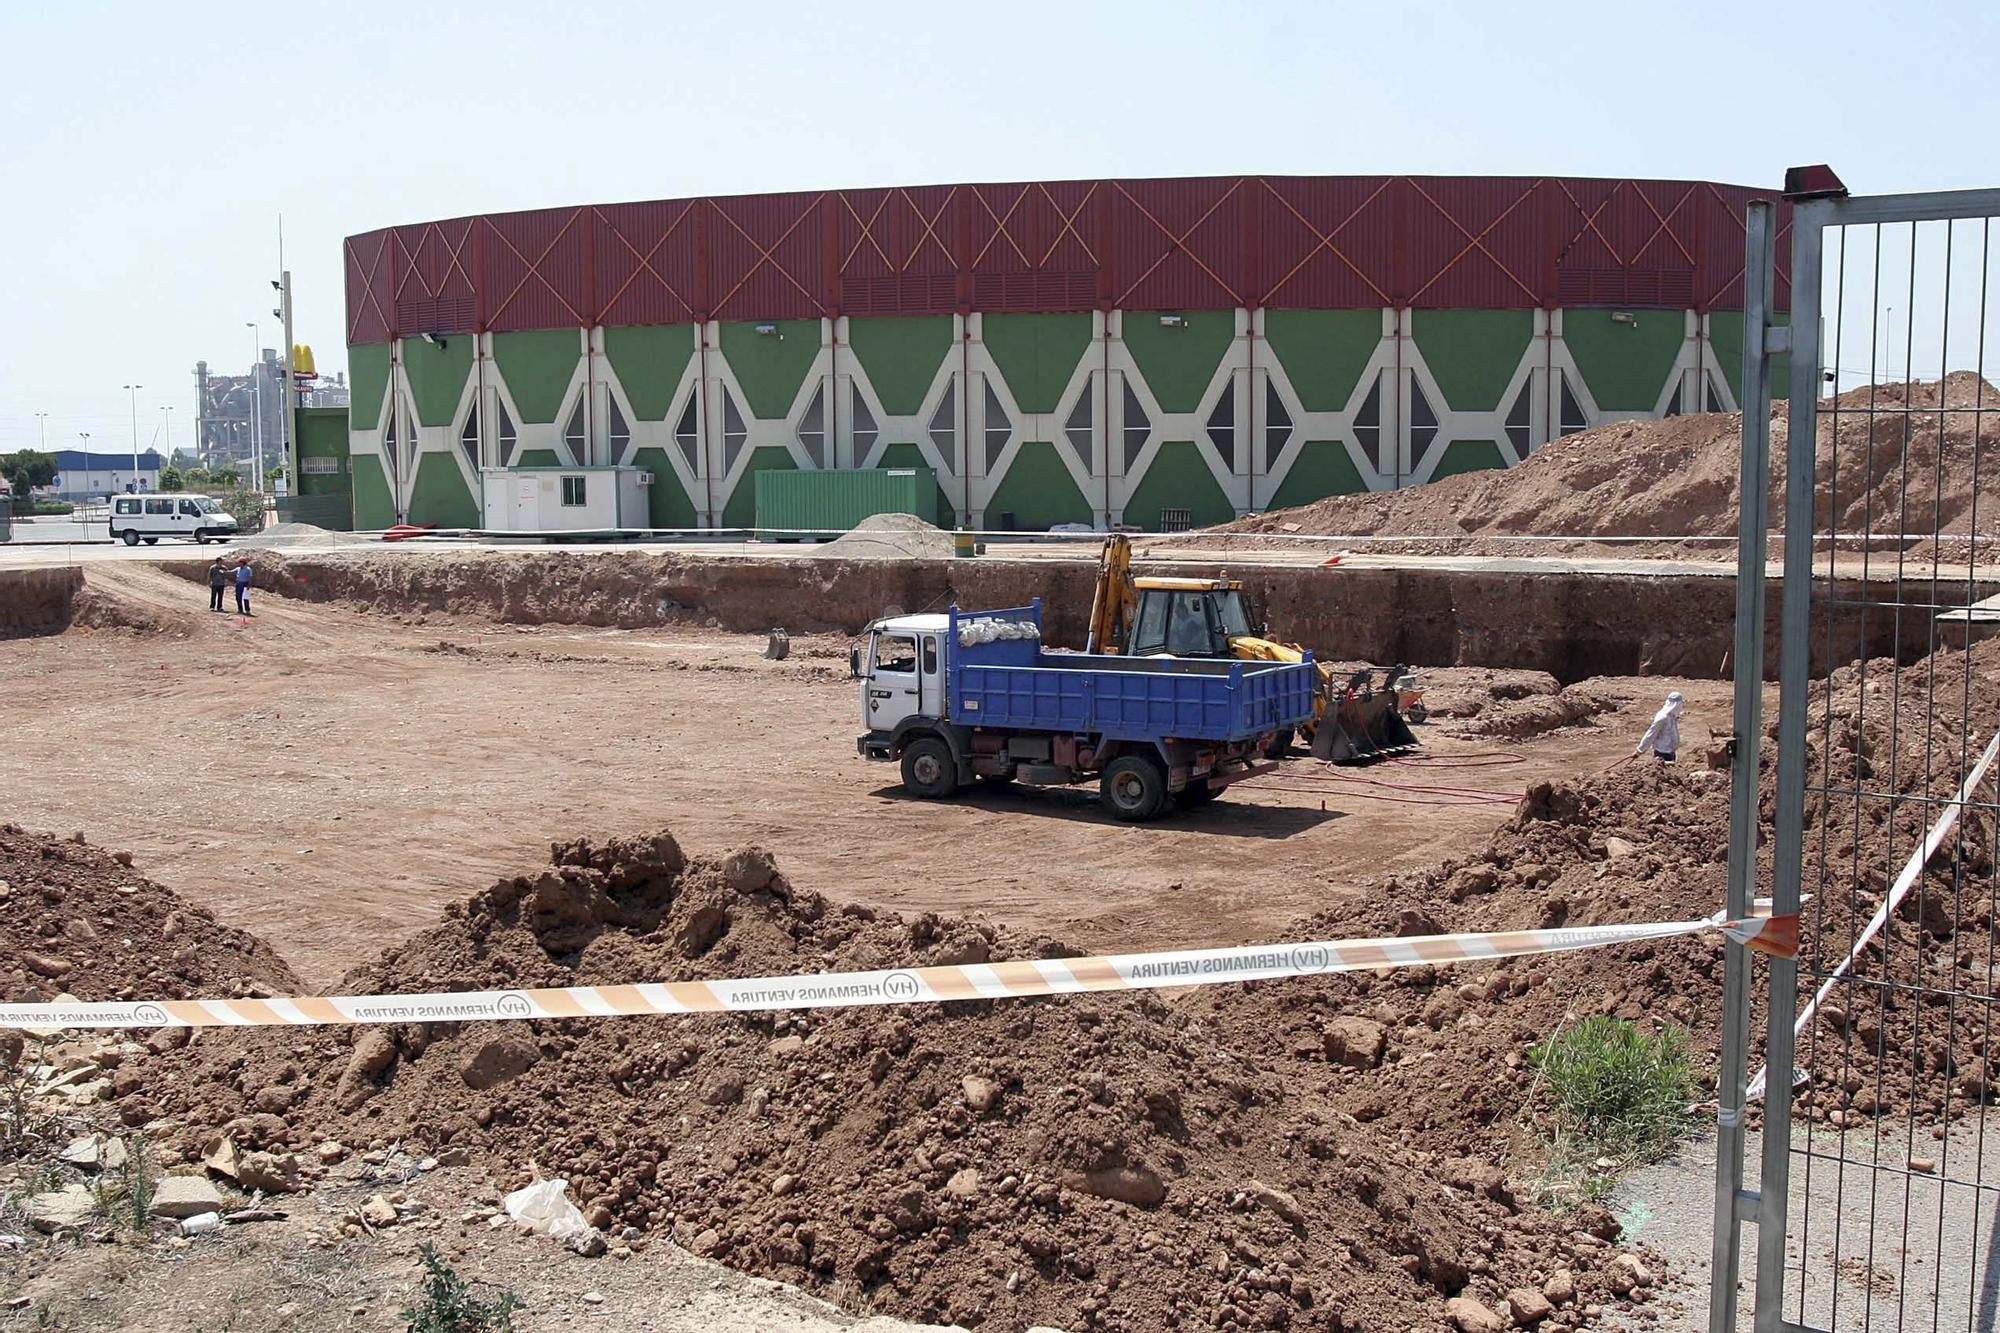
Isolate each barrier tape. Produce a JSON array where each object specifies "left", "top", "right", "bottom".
[
  {"left": 1746, "top": 724, "right": 2000, "bottom": 1100},
  {"left": 0, "top": 911, "right": 1797, "bottom": 1033}
]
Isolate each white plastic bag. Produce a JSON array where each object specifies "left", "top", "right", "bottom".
[{"left": 503, "top": 1177, "right": 591, "bottom": 1243}]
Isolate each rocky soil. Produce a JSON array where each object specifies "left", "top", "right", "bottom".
[
  {"left": 102, "top": 834, "right": 1665, "bottom": 1333},
  {"left": 0, "top": 824, "right": 297, "bottom": 1013},
  {"left": 1203, "top": 634, "right": 2000, "bottom": 1151}
]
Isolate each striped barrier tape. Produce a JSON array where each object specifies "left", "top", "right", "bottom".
[{"left": 0, "top": 911, "right": 1798, "bottom": 1032}]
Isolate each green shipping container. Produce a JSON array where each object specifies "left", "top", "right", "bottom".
[{"left": 754, "top": 468, "right": 945, "bottom": 540}]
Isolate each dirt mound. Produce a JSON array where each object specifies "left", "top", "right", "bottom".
[
  {"left": 1448, "top": 685, "right": 1620, "bottom": 740},
  {"left": 0, "top": 825, "right": 297, "bottom": 1007},
  {"left": 124, "top": 834, "right": 1655, "bottom": 1331},
  {"left": 1217, "top": 373, "right": 2000, "bottom": 554},
  {"left": 809, "top": 514, "right": 956, "bottom": 561},
  {"left": 1203, "top": 633, "right": 2000, "bottom": 1152}
]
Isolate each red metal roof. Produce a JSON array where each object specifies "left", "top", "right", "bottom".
[{"left": 345, "top": 175, "right": 1792, "bottom": 344}]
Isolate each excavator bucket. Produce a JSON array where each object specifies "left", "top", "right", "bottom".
[{"left": 1310, "top": 685, "right": 1419, "bottom": 763}]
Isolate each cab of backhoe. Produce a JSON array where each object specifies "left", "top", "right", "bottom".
[{"left": 1126, "top": 579, "right": 1255, "bottom": 657}]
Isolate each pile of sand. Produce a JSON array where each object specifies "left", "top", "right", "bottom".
[
  {"left": 1215, "top": 373, "right": 2000, "bottom": 557},
  {"left": 250, "top": 522, "right": 373, "bottom": 551},
  {"left": 123, "top": 833, "right": 1657, "bottom": 1331},
  {"left": 808, "top": 514, "right": 956, "bottom": 561}
]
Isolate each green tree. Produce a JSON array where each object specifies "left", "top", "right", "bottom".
[
  {"left": 157, "top": 465, "right": 187, "bottom": 493},
  {"left": 3, "top": 449, "right": 58, "bottom": 500},
  {"left": 206, "top": 464, "right": 240, "bottom": 487}
]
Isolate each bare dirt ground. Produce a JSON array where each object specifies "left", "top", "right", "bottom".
[
  {"left": 0, "top": 1154, "right": 961, "bottom": 1333},
  {"left": 0, "top": 563, "right": 1727, "bottom": 990}
]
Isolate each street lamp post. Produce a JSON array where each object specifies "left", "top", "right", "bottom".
[
  {"left": 77, "top": 432, "right": 90, "bottom": 503},
  {"left": 34, "top": 412, "right": 47, "bottom": 452},
  {"left": 161, "top": 406, "right": 174, "bottom": 472},
  {"left": 122, "top": 384, "right": 143, "bottom": 491},
  {"left": 246, "top": 323, "right": 263, "bottom": 494}
]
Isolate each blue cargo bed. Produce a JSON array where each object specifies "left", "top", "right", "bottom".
[{"left": 944, "top": 603, "right": 1316, "bottom": 744}]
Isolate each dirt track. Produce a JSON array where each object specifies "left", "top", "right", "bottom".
[{"left": 0, "top": 563, "right": 1723, "bottom": 987}]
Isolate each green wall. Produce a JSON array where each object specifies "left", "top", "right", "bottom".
[
  {"left": 348, "top": 344, "right": 391, "bottom": 432},
  {"left": 877, "top": 442, "right": 956, "bottom": 525},
  {"left": 718, "top": 321, "right": 820, "bottom": 419},
  {"left": 721, "top": 446, "right": 799, "bottom": 529},
  {"left": 982, "top": 314, "right": 1092, "bottom": 415},
  {"left": 1264, "top": 310, "right": 1381, "bottom": 412},
  {"left": 1267, "top": 440, "right": 1367, "bottom": 509},
  {"left": 294, "top": 407, "right": 351, "bottom": 505},
  {"left": 401, "top": 335, "right": 475, "bottom": 427},
  {"left": 1708, "top": 311, "right": 1790, "bottom": 403},
  {"left": 1121, "top": 441, "right": 1233, "bottom": 529},
  {"left": 410, "top": 454, "right": 480, "bottom": 527},
  {"left": 605, "top": 326, "right": 696, "bottom": 420},
  {"left": 1563, "top": 310, "right": 1684, "bottom": 412},
  {"left": 1430, "top": 439, "right": 1509, "bottom": 481},
  {"left": 491, "top": 331, "right": 580, "bottom": 423},
  {"left": 1412, "top": 310, "right": 1533, "bottom": 411},
  {"left": 352, "top": 455, "right": 394, "bottom": 530},
  {"left": 348, "top": 298, "right": 1758, "bottom": 530},
  {"left": 984, "top": 441, "right": 1090, "bottom": 529},
  {"left": 630, "top": 448, "right": 701, "bottom": 528},
  {"left": 849, "top": 317, "right": 954, "bottom": 416},
  {"left": 1122, "top": 312, "right": 1234, "bottom": 414}
]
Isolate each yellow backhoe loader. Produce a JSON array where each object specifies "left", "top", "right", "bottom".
[{"left": 1083, "top": 535, "right": 1421, "bottom": 762}]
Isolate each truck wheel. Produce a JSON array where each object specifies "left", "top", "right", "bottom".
[
  {"left": 121, "top": 530, "right": 140, "bottom": 546},
  {"left": 1100, "top": 756, "right": 1168, "bottom": 822},
  {"left": 900, "top": 738, "right": 958, "bottom": 800},
  {"left": 1262, "top": 727, "right": 1295, "bottom": 759}
]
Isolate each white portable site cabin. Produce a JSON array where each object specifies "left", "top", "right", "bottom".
[{"left": 479, "top": 466, "right": 651, "bottom": 534}]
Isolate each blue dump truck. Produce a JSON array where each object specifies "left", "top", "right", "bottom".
[{"left": 853, "top": 600, "right": 1318, "bottom": 821}]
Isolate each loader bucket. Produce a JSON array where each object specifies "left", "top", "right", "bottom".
[{"left": 1310, "top": 691, "right": 1419, "bottom": 764}]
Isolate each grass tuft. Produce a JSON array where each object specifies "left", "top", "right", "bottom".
[
  {"left": 1527, "top": 1015, "right": 1697, "bottom": 1208},
  {"left": 401, "top": 1242, "right": 522, "bottom": 1333}
]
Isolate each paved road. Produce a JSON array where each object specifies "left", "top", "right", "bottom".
[
  {"left": 1608, "top": 1121, "right": 2000, "bottom": 1331},
  {"left": 6, "top": 512, "right": 111, "bottom": 546}
]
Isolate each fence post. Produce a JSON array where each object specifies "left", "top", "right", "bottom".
[
  {"left": 1708, "top": 198, "right": 1779, "bottom": 1333},
  {"left": 1751, "top": 193, "right": 1829, "bottom": 1333}
]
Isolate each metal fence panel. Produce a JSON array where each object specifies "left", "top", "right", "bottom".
[{"left": 1716, "top": 180, "right": 2000, "bottom": 1333}]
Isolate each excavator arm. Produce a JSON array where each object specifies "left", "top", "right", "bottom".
[
  {"left": 1085, "top": 534, "right": 1417, "bottom": 761},
  {"left": 1085, "top": 534, "right": 1136, "bottom": 654}
]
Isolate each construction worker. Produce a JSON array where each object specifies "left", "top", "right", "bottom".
[
  {"left": 1635, "top": 691, "right": 1684, "bottom": 764},
  {"left": 206, "top": 556, "right": 228, "bottom": 612},
  {"left": 232, "top": 555, "right": 254, "bottom": 616}
]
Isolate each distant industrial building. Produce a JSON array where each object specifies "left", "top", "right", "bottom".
[{"left": 39, "top": 449, "right": 164, "bottom": 500}]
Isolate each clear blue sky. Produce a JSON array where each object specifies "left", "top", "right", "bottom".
[{"left": 2, "top": 0, "right": 1995, "bottom": 455}]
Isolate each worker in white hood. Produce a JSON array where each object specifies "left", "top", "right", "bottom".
[{"left": 1635, "top": 691, "right": 1684, "bottom": 763}]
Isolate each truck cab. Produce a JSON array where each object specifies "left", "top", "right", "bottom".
[{"left": 854, "top": 613, "right": 947, "bottom": 736}]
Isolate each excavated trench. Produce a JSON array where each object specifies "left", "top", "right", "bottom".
[
  {"left": 0, "top": 567, "right": 84, "bottom": 636},
  {"left": 74, "top": 549, "right": 1992, "bottom": 681}
]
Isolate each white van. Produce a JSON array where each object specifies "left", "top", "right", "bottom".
[{"left": 108, "top": 493, "right": 241, "bottom": 546}]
